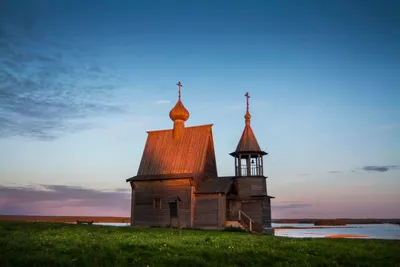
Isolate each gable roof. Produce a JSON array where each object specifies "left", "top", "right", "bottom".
[
  {"left": 230, "top": 124, "right": 266, "bottom": 156},
  {"left": 195, "top": 177, "right": 234, "bottom": 194},
  {"left": 130, "top": 124, "right": 216, "bottom": 179}
]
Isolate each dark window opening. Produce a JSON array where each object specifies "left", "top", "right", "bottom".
[{"left": 153, "top": 198, "right": 162, "bottom": 209}]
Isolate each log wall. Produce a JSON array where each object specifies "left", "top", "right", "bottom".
[
  {"left": 236, "top": 177, "right": 266, "bottom": 197},
  {"left": 130, "top": 186, "right": 135, "bottom": 226},
  {"left": 234, "top": 176, "right": 272, "bottom": 229},
  {"left": 131, "top": 179, "right": 192, "bottom": 227},
  {"left": 194, "top": 194, "right": 226, "bottom": 228},
  {"left": 261, "top": 197, "right": 272, "bottom": 228},
  {"left": 241, "top": 199, "right": 262, "bottom": 225}
]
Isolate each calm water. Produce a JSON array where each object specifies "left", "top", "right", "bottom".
[
  {"left": 272, "top": 223, "right": 400, "bottom": 240},
  {"left": 92, "top": 222, "right": 400, "bottom": 240}
]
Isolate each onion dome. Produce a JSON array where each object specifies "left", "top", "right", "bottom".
[{"left": 169, "top": 100, "right": 190, "bottom": 122}]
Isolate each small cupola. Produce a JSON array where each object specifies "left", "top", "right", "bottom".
[{"left": 169, "top": 81, "right": 189, "bottom": 139}]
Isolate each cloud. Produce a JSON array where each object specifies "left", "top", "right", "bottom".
[
  {"left": 0, "top": 23, "right": 126, "bottom": 140},
  {"left": 0, "top": 184, "right": 130, "bottom": 216},
  {"left": 114, "top": 188, "right": 131, "bottom": 193},
  {"left": 154, "top": 100, "right": 171, "bottom": 104},
  {"left": 328, "top": 171, "right": 340, "bottom": 174},
  {"left": 362, "top": 165, "right": 399, "bottom": 173}
]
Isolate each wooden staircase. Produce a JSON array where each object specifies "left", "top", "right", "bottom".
[
  {"left": 238, "top": 210, "right": 263, "bottom": 233},
  {"left": 225, "top": 211, "right": 263, "bottom": 233}
]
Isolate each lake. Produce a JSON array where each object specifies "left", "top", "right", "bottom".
[
  {"left": 273, "top": 223, "right": 400, "bottom": 240},
  {"left": 92, "top": 222, "right": 400, "bottom": 240}
]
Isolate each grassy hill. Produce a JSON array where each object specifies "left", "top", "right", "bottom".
[{"left": 0, "top": 221, "right": 399, "bottom": 267}]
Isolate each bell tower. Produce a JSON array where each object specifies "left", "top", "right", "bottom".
[{"left": 230, "top": 92, "right": 267, "bottom": 177}]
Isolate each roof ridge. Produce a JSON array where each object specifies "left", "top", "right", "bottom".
[{"left": 147, "top": 124, "right": 214, "bottom": 133}]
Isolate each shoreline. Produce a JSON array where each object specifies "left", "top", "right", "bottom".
[
  {"left": 0, "top": 215, "right": 399, "bottom": 226},
  {"left": 0, "top": 215, "right": 130, "bottom": 223}
]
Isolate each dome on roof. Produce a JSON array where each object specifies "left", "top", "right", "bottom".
[{"left": 169, "top": 100, "right": 190, "bottom": 122}]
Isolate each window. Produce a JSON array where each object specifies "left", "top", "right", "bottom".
[{"left": 153, "top": 198, "right": 162, "bottom": 209}]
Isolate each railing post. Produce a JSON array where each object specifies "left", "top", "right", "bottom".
[
  {"left": 238, "top": 210, "right": 241, "bottom": 221},
  {"left": 250, "top": 220, "right": 253, "bottom": 232}
]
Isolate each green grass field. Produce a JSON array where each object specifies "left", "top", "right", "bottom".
[{"left": 0, "top": 221, "right": 399, "bottom": 267}]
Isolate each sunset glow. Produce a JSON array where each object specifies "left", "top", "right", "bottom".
[{"left": 0, "top": 0, "right": 399, "bottom": 219}]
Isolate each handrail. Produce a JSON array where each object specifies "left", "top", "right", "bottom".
[{"left": 238, "top": 210, "right": 254, "bottom": 232}]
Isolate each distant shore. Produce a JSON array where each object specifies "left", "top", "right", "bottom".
[
  {"left": 0, "top": 215, "right": 130, "bottom": 223},
  {"left": 0, "top": 215, "right": 399, "bottom": 225},
  {"left": 272, "top": 218, "right": 400, "bottom": 225}
]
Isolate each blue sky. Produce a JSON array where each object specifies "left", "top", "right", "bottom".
[{"left": 0, "top": 0, "right": 399, "bottom": 218}]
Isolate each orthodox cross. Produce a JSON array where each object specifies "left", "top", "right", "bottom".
[
  {"left": 245, "top": 92, "right": 250, "bottom": 113},
  {"left": 177, "top": 81, "right": 182, "bottom": 101}
]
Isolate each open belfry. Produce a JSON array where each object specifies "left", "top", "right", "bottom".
[{"left": 126, "top": 82, "right": 274, "bottom": 233}]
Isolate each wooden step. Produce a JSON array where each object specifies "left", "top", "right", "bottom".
[{"left": 225, "top": 220, "right": 245, "bottom": 229}]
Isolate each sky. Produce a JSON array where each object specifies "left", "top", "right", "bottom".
[{"left": 0, "top": 0, "right": 399, "bottom": 219}]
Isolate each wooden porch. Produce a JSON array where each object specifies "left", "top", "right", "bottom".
[{"left": 225, "top": 199, "right": 263, "bottom": 233}]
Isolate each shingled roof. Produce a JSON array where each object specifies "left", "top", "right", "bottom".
[
  {"left": 128, "top": 124, "right": 217, "bottom": 181},
  {"left": 230, "top": 92, "right": 267, "bottom": 157},
  {"left": 195, "top": 177, "right": 234, "bottom": 194},
  {"left": 231, "top": 123, "right": 265, "bottom": 154}
]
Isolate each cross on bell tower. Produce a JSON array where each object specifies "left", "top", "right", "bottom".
[{"left": 245, "top": 92, "right": 250, "bottom": 113}]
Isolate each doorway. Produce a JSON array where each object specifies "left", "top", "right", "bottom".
[{"left": 226, "top": 199, "right": 241, "bottom": 221}]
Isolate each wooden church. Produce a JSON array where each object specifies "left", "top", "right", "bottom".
[{"left": 126, "top": 82, "right": 274, "bottom": 233}]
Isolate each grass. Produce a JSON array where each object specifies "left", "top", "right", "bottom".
[{"left": 0, "top": 221, "right": 399, "bottom": 267}]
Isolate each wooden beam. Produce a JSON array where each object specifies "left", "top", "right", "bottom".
[
  {"left": 190, "top": 184, "right": 195, "bottom": 228},
  {"left": 130, "top": 188, "right": 136, "bottom": 226}
]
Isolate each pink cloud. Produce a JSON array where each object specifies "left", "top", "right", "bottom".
[{"left": 0, "top": 184, "right": 130, "bottom": 216}]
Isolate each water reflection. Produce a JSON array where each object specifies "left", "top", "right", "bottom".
[
  {"left": 92, "top": 222, "right": 129, "bottom": 227},
  {"left": 272, "top": 223, "right": 400, "bottom": 240}
]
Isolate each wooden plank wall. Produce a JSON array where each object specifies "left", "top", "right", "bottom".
[
  {"left": 229, "top": 176, "right": 273, "bottom": 229},
  {"left": 203, "top": 136, "right": 218, "bottom": 179},
  {"left": 130, "top": 186, "right": 135, "bottom": 226},
  {"left": 227, "top": 200, "right": 241, "bottom": 221},
  {"left": 235, "top": 177, "right": 270, "bottom": 227},
  {"left": 261, "top": 197, "right": 272, "bottom": 228},
  {"left": 241, "top": 200, "right": 262, "bottom": 225},
  {"left": 190, "top": 184, "right": 195, "bottom": 227},
  {"left": 194, "top": 194, "right": 226, "bottom": 228},
  {"left": 219, "top": 194, "right": 226, "bottom": 228},
  {"left": 236, "top": 177, "right": 266, "bottom": 198},
  {"left": 132, "top": 179, "right": 192, "bottom": 227}
]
